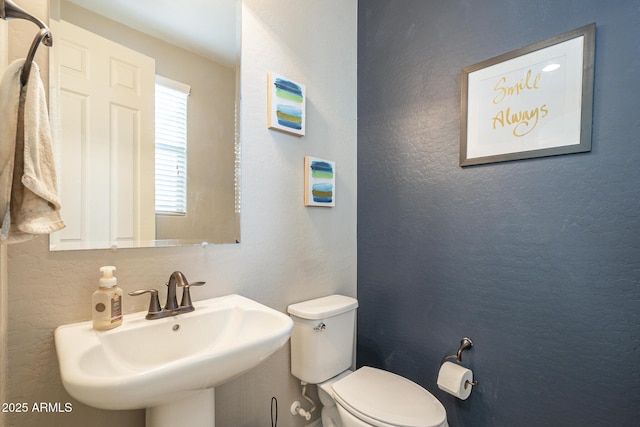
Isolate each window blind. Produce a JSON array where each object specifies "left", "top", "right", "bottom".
[{"left": 155, "top": 76, "right": 190, "bottom": 215}]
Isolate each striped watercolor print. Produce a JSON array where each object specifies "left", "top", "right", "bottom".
[
  {"left": 305, "top": 157, "right": 335, "bottom": 207},
  {"left": 268, "top": 72, "right": 306, "bottom": 136}
]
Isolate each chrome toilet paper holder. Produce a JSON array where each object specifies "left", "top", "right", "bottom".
[{"left": 440, "top": 337, "right": 478, "bottom": 388}]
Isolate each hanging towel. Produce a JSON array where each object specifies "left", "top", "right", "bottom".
[{"left": 0, "top": 59, "right": 64, "bottom": 244}]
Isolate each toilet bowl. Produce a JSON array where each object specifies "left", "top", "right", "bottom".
[
  {"left": 288, "top": 295, "right": 448, "bottom": 427},
  {"left": 319, "top": 368, "right": 448, "bottom": 427},
  {"left": 317, "top": 371, "right": 351, "bottom": 427}
]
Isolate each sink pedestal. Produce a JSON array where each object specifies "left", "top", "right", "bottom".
[{"left": 146, "top": 388, "right": 215, "bottom": 427}]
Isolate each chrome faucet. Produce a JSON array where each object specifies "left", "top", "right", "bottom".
[{"left": 129, "top": 271, "right": 206, "bottom": 320}]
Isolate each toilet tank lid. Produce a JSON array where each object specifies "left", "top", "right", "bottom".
[{"left": 288, "top": 295, "right": 358, "bottom": 320}]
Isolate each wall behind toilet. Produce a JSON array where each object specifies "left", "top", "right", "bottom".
[
  {"left": 3, "top": 0, "right": 357, "bottom": 426},
  {"left": 357, "top": 1, "right": 640, "bottom": 426}
]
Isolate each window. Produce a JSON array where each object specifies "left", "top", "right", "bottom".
[{"left": 155, "top": 76, "right": 190, "bottom": 215}]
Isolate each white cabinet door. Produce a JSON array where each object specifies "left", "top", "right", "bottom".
[{"left": 51, "top": 20, "right": 155, "bottom": 250}]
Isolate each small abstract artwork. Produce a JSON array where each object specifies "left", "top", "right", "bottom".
[
  {"left": 268, "top": 72, "right": 306, "bottom": 136},
  {"left": 304, "top": 157, "right": 335, "bottom": 207}
]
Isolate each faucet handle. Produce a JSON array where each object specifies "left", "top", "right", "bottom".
[
  {"left": 179, "top": 281, "right": 206, "bottom": 310},
  {"left": 180, "top": 281, "right": 206, "bottom": 288},
  {"left": 128, "top": 289, "right": 162, "bottom": 319}
]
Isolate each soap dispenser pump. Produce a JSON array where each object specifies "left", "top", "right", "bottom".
[{"left": 92, "top": 266, "right": 123, "bottom": 330}]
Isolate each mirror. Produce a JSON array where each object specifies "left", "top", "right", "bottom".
[{"left": 48, "top": 0, "right": 241, "bottom": 251}]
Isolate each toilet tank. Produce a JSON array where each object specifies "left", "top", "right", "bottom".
[{"left": 287, "top": 295, "right": 358, "bottom": 384}]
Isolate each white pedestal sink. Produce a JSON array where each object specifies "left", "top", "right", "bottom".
[{"left": 54, "top": 294, "right": 293, "bottom": 426}]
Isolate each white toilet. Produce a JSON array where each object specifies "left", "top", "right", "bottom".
[{"left": 288, "top": 295, "right": 448, "bottom": 427}]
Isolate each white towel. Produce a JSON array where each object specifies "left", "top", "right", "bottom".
[{"left": 0, "top": 59, "right": 64, "bottom": 244}]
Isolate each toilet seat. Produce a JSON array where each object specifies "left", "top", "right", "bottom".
[{"left": 331, "top": 367, "right": 447, "bottom": 427}]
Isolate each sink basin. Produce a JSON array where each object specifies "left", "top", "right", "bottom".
[{"left": 55, "top": 294, "right": 293, "bottom": 411}]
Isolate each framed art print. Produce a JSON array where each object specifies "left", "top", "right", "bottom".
[{"left": 460, "top": 23, "right": 595, "bottom": 166}]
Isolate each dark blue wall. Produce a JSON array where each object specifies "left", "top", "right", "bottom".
[{"left": 357, "top": 1, "right": 640, "bottom": 425}]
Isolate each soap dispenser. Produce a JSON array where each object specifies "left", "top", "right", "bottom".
[{"left": 92, "top": 266, "right": 123, "bottom": 331}]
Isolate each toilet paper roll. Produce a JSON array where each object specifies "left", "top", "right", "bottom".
[{"left": 437, "top": 361, "right": 474, "bottom": 400}]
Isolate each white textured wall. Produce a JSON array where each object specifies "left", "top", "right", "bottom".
[
  {"left": 1, "top": 15, "right": 7, "bottom": 68},
  {"left": 5, "top": 0, "right": 357, "bottom": 426}
]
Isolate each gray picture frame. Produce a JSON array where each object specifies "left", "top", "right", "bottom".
[{"left": 460, "top": 23, "right": 596, "bottom": 167}]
